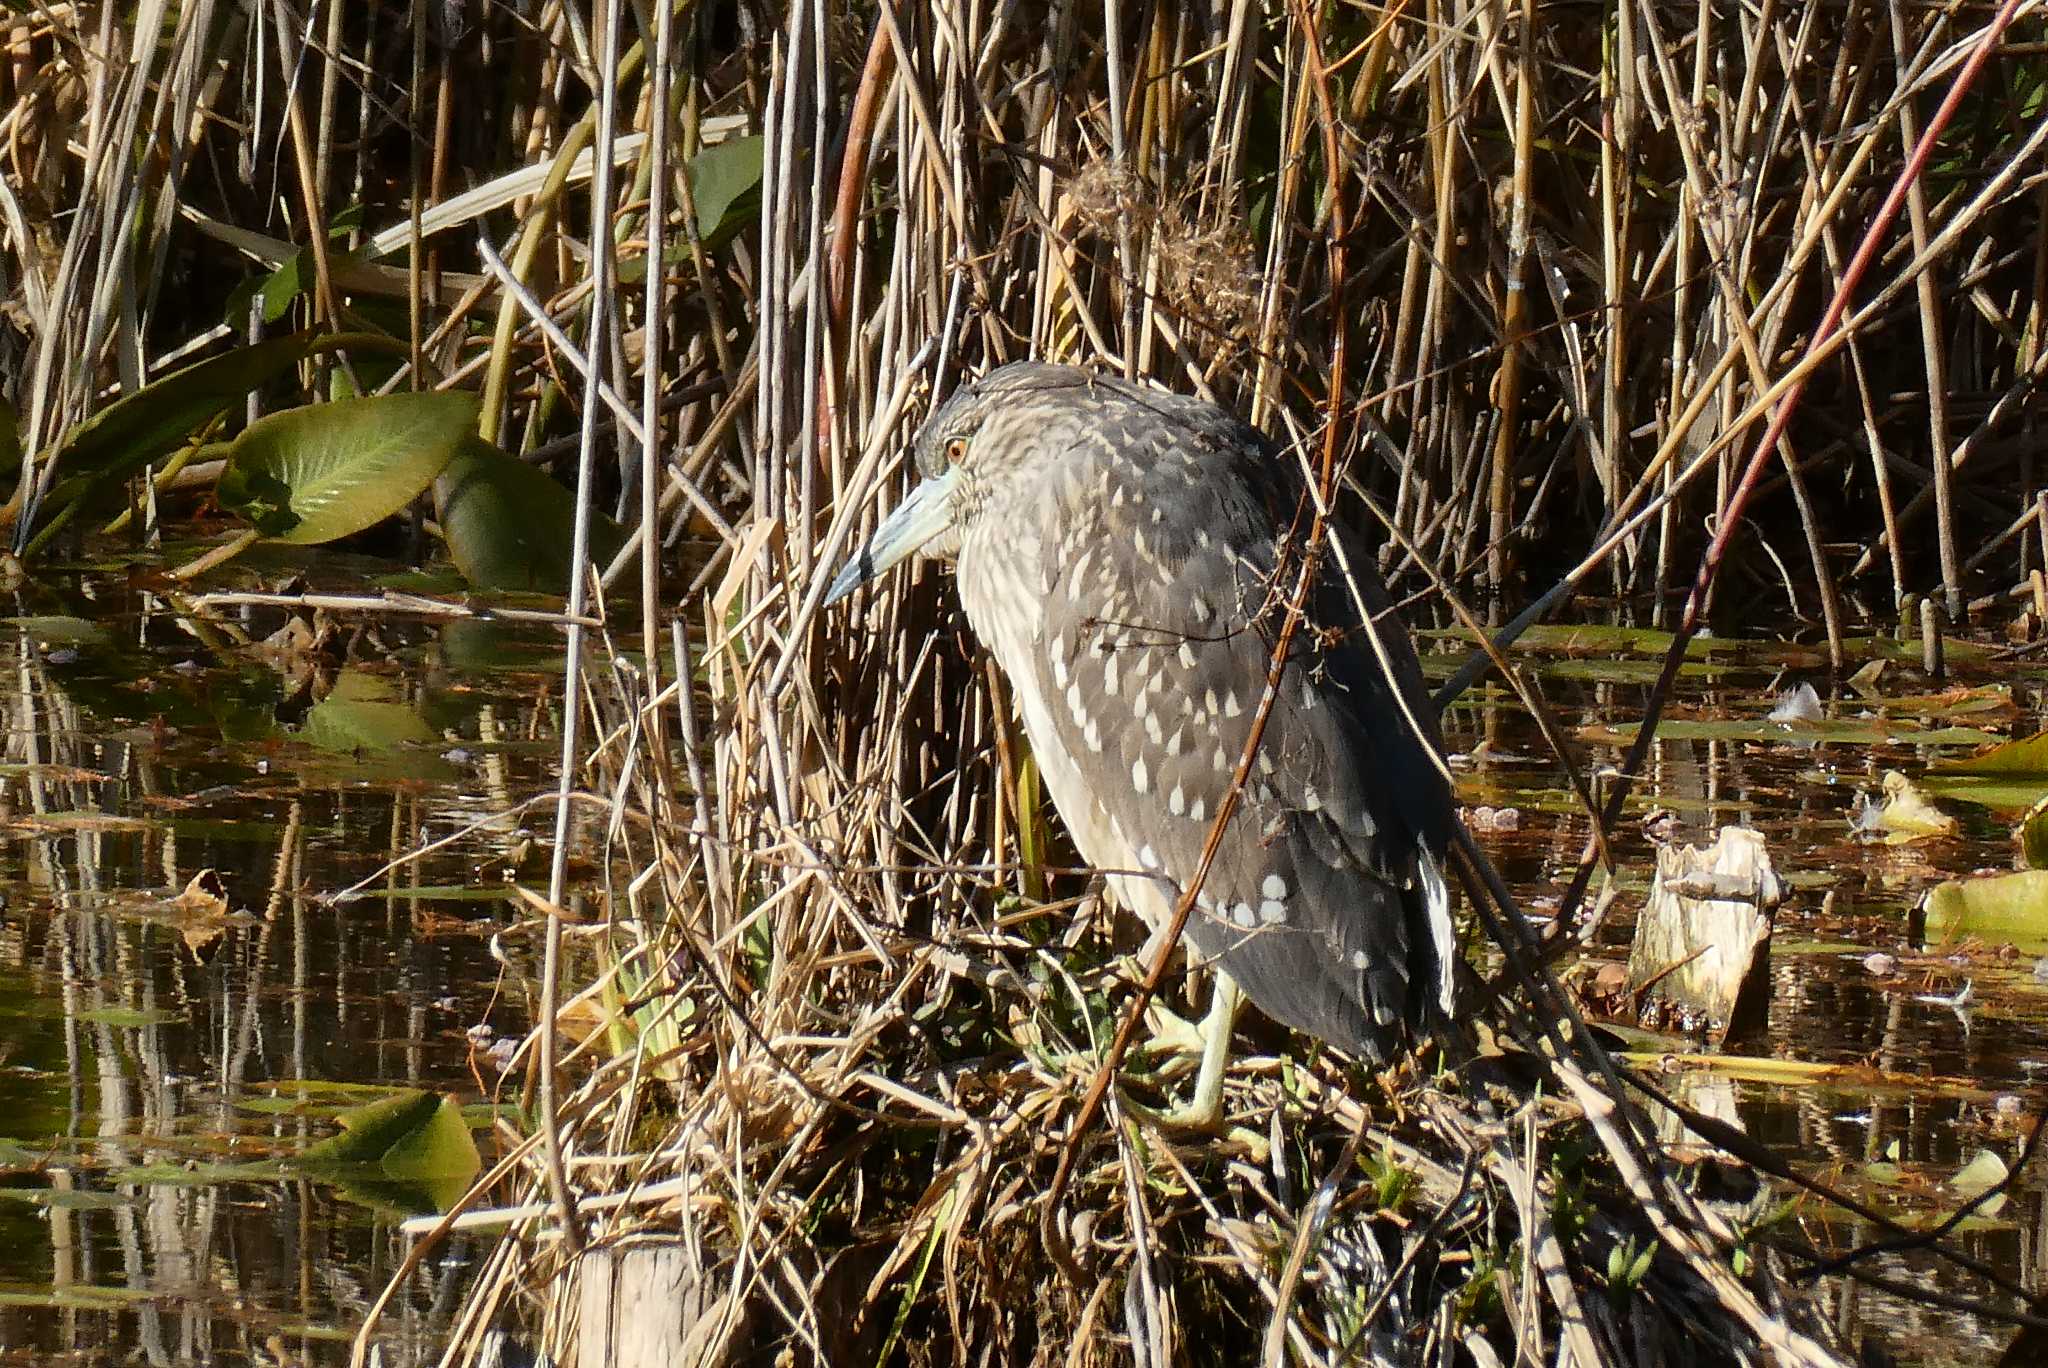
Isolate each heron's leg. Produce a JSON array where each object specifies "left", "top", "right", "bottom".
[
  {"left": 1174, "top": 971, "right": 1243, "bottom": 1129},
  {"left": 1129, "top": 971, "right": 1243, "bottom": 1132}
]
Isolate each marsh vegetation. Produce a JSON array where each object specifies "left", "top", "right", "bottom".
[{"left": 0, "top": 1, "right": 2046, "bottom": 1364}]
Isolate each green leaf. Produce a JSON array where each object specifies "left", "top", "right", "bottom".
[
  {"left": 687, "top": 134, "right": 765, "bottom": 240},
  {"left": 25, "top": 333, "right": 345, "bottom": 546},
  {"left": 435, "top": 437, "right": 626, "bottom": 592},
  {"left": 302, "top": 670, "right": 440, "bottom": 754},
  {"left": 73, "top": 1006, "right": 184, "bottom": 1028},
  {"left": 2021, "top": 796, "right": 2048, "bottom": 870},
  {"left": 1952, "top": 1148, "right": 2010, "bottom": 1196},
  {"left": 0, "top": 1188, "right": 138, "bottom": 1211},
  {"left": 296, "top": 1088, "right": 481, "bottom": 1213},
  {"left": 1584, "top": 718, "right": 1998, "bottom": 748},
  {"left": 301, "top": 1090, "right": 478, "bottom": 1177},
  {"left": 1919, "top": 870, "right": 2048, "bottom": 951},
  {"left": 1922, "top": 733, "right": 2048, "bottom": 814},
  {"left": 218, "top": 391, "right": 478, "bottom": 544},
  {"left": 1928, "top": 732, "right": 2048, "bottom": 777}
]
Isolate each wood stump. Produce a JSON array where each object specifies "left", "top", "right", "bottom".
[
  {"left": 1627, "top": 826, "right": 1781, "bottom": 1041},
  {"left": 575, "top": 1238, "right": 742, "bottom": 1368}
]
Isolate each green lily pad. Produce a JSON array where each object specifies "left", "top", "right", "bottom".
[
  {"left": 296, "top": 1088, "right": 481, "bottom": 1214},
  {"left": 1921, "top": 733, "right": 2048, "bottom": 814},
  {"left": 0, "top": 1188, "right": 138, "bottom": 1211},
  {"left": 5, "top": 616, "right": 112, "bottom": 647},
  {"left": 301, "top": 670, "right": 439, "bottom": 753},
  {"left": 1583, "top": 718, "right": 1998, "bottom": 747},
  {"left": 73, "top": 1006, "right": 185, "bottom": 1028},
  {"left": 2021, "top": 796, "right": 2048, "bottom": 870},
  {"left": 1919, "top": 870, "right": 2048, "bottom": 951}
]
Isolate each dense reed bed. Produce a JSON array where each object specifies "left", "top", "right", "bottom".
[{"left": 4, "top": 1, "right": 2046, "bottom": 1363}]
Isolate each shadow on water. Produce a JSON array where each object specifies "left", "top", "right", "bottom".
[{"left": 0, "top": 567, "right": 2043, "bottom": 1364}]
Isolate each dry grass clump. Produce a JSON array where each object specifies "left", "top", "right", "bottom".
[
  {"left": 1064, "top": 159, "right": 1262, "bottom": 351},
  {"left": 4, "top": 1, "right": 2046, "bottom": 1365}
]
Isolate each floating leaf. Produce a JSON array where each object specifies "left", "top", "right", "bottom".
[
  {"left": 1583, "top": 718, "right": 1997, "bottom": 748},
  {"left": 73, "top": 1006, "right": 184, "bottom": 1028},
  {"left": 218, "top": 391, "right": 477, "bottom": 543},
  {"left": 0, "top": 1187, "right": 138, "bottom": 1211},
  {"left": 1921, "top": 733, "right": 2048, "bottom": 814},
  {"left": 2021, "top": 796, "right": 2048, "bottom": 870},
  {"left": 1951, "top": 1148, "right": 2010, "bottom": 1196},
  {"left": 1951, "top": 1149, "right": 2011, "bottom": 1219},
  {"left": 6, "top": 616, "right": 112, "bottom": 647},
  {"left": 1851, "top": 771, "right": 1956, "bottom": 844},
  {"left": 302, "top": 670, "right": 440, "bottom": 755},
  {"left": 435, "top": 437, "right": 626, "bottom": 592},
  {"left": 1919, "top": 871, "right": 2048, "bottom": 951},
  {"left": 296, "top": 1088, "right": 481, "bottom": 1214},
  {"left": 1866, "top": 685, "right": 2017, "bottom": 719}
]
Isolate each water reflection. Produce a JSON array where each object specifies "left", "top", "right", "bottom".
[
  {"left": 0, "top": 573, "right": 561, "bottom": 1364},
  {"left": 0, "top": 581, "right": 2040, "bottom": 1363},
  {"left": 1442, "top": 637, "right": 2047, "bottom": 1363}
]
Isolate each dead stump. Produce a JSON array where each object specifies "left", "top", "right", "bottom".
[
  {"left": 574, "top": 1237, "right": 744, "bottom": 1368},
  {"left": 1627, "top": 826, "right": 1782, "bottom": 1041}
]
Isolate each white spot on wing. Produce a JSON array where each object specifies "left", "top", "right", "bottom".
[
  {"left": 1262, "top": 874, "right": 1287, "bottom": 898},
  {"left": 1259, "top": 899, "right": 1286, "bottom": 925},
  {"left": 1132, "top": 757, "right": 1149, "bottom": 794}
]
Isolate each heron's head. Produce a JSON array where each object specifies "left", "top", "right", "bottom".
[{"left": 824, "top": 364, "right": 1097, "bottom": 605}]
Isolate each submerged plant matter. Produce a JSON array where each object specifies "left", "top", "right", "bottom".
[{"left": 2, "top": 0, "right": 2046, "bottom": 1365}]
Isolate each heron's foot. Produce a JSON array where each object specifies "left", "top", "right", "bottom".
[
  {"left": 1124, "top": 975, "right": 1246, "bottom": 1134},
  {"left": 1119, "top": 1069, "right": 1229, "bottom": 1133},
  {"left": 1140, "top": 999, "right": 1209, "bottom": 1061}
]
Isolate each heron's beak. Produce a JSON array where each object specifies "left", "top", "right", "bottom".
[{"left": 824, "top": 466, "right": 961, "bottom": 605}]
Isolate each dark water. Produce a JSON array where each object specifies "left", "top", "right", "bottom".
[
  {"left": 0, "top": 559, "right": 562, "bottom": 1365},
  {"left": 1439, "top": 628, "right": 2048, "bottom": 1367},
  {"left": 0, "top": 572, "right": 2041, "bottom": 1364}
]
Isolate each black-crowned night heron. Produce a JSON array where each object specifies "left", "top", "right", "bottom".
[{"left": 827, "top": 362, "right": 1458, "bottom": 1125}]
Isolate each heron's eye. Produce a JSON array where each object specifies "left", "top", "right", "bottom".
[{"left": 943, "top": 436, "right": 969, "bottom": 465}]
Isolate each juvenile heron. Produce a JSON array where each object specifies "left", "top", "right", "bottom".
[{"left": 827, "top": 363, "right": 1458, "bottom": 1125}]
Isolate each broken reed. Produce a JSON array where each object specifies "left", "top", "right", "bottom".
[{"left": 5, "top": 1, "right": 2046, "bottom": 1363}]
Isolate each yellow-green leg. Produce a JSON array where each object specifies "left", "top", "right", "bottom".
[{"left": 1133, "top": 971, "right": 1244, "bottom": 1131}]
